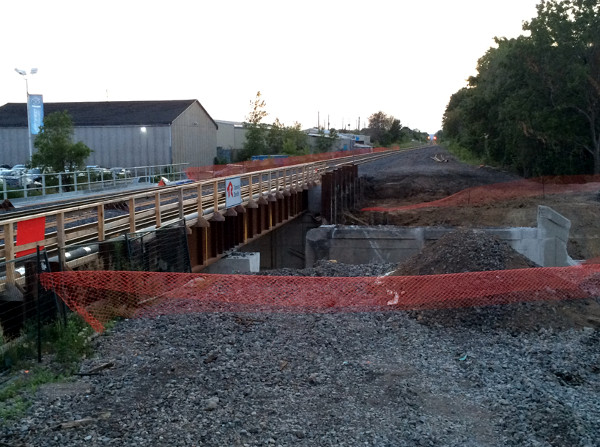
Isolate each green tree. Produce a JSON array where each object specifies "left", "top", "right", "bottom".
[
  {"left": 443, "top": 0, "right": 600, "bottom": 176},
  {"left": 315, "top": 127, "right": 338, "bottom": 153},
  {"left": 240, "top": 91, "right": 268, "bottom": 160},
  {"left": 281, "top": 122, "right": 309, "bottom": 155},
  {"left": 266, "top": 118, "right": 284, "bottom": 154},
  {"left": 366, "top": 111, "right": 392, "bottom": 145},
  {"left": 524, "top": 0, "right": 600, "bottom": 174},
  {"left": 32, "top": 111, "right": 92, "bottom": 172},
  {"left": 366, "top": 112, "right": 405, "bottom": 146},
  {"left": 388, "top": 119, "right": 402, "bottom": 143}
]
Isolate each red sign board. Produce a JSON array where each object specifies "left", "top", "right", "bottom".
[{"left": 15, "top": 217, "right": 46, "bottom": 258}]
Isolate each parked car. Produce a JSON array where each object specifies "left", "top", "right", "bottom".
[
  {"left": 109, "top": 167, "right": 131, "bottom": 176},
  {"left": 86, "top": 165, "right": 112, "bottom": 176},
  {"left": 11, "top": 164, "right": 27, "bottom": 174},
  {"left": 25, "top": 168, "right": 43, "bottom": 182}
]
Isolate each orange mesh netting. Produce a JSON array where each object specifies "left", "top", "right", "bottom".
[
  {"left": 361, "top": 175, "right": 600, "bottom": 212},
  {"left": 186, "top": 147, "right": 393, "bottom": 180},
  {"left": 40, "top": 264, "right": 600, "bottom": 332}
]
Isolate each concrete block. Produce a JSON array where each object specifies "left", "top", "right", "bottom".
[{"left": 203, "top": 252, "right": 260, "bottom": 274}]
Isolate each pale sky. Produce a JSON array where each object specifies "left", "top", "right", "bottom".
[{"left": 1, "top": 0, "right": 540, "bottom": 134}]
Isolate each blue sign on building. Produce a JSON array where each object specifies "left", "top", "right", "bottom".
[{"left": 28, "top": 94, "right": 44, "bottom": 135}]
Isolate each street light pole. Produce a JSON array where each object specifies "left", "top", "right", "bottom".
[{"left": 15, "top": 67, "right": 38, "bottom": 162}]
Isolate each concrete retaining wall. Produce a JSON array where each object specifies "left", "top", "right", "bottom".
[{"left": 306, "top": 206, "right": 575, "bottom": 268}]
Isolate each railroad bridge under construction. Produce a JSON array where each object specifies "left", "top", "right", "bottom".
[
  {"left": 2, "top": 144, "right": 599, "bottom": 347},
  {"left": 0, "top": 148, "right": 399, "bottom": 304}
]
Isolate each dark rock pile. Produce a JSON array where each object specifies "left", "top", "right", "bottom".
[{"left": 391, "top": 229, "right": 538, "bottom": 275}]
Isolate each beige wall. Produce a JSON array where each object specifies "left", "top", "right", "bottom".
[
  {"left": 172, "top": 102, "right": 217, "bottom": 167},
  {"left": 216, "top": 121, "right": 235, "bottom": 149},
  {"left": 215, "top": 120, "right": 248, "bottom": 151}
]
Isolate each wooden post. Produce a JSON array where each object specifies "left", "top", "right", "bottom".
[
  {"left": 129, "top": 197, "right": 136, "bottom": 233},
  {"left": 155, "top": 191, "right": 161, "bottom": 228},
  {"left": 197, "top": 183, "right": 204, "bottom": 217},
  {"left": 248, "top": 173, "right": 253, "bottom": 201},
  {"left": 178, "top": 187, "right": 184, "bottom": 220},
  {"left": 213, "top": 180, "right": 219, "bottom": 214},
  {"left": 97, "top": 204, "right": 105, "bottom": 241}
]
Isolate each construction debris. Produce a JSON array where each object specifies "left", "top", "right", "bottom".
[
  {"left": 430, "top": 154, "right": 449, "bottom": 163},
  {"left": 0, "top": 199, "right": 15, "bottom": 211}
]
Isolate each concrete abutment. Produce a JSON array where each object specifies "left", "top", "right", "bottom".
[{"left": 305, "top": 206, "right": 575, "bottom": 268}]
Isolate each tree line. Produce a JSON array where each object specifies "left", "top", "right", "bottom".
[
  {"left": 443, "top": 0, "right": 599, "bottom": 177},
  {"left": 362, "top": 111, "right": 429, "bottom": 147},
  {"left": 239, "top": 92, "right": 430, "bottom": 161}
]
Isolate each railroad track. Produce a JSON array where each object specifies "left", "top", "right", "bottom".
[{"left": 0, "top": 149, "right": 399, "bottom": 220}]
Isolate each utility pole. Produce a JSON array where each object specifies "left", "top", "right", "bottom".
[{"left": 15, "top": 67, "right": 38, "bottom": 162}]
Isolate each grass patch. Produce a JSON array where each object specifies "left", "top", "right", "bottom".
[
  {"left": 446, "top": 141, "right": 486, "bottom": 166},
  {"left": 0, "top": 314, "right": 98, "bottom": 424},
  {"left": 396, "top": 141, "right": 427, "bottom": 149}
]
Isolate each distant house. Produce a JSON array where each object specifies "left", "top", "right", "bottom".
[
  {"left": 0, "top": 100, "right": 218, "bottom": 168},
  {"left": 304, "top": 128, "right": 373, "bottom": 152}
]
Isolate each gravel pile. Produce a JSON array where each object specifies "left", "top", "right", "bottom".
[
  {"left": 2, "top": 312, "right": 599, "bottom": 446},
  {"left": 391, "top": 229, "right": 538, "bottom": 275},
  {"left": 257, "top": 259, "right": 397, "bottom": 277}
]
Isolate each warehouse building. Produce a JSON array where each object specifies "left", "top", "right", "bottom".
[
  {"left": 0, "top": 99, "right": 218, "bottom": 168},
  {"left": 215, "top": 120, "right": 247, "bottom": 162}
]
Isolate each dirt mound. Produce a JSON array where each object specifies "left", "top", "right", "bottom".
[{"left": 391, "top": 229, "right": 538, "bottom": 276}]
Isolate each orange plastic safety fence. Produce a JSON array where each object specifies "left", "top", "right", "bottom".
[
  {"left": 185, "top": 147, "right": 393, "bottom": 180},
  {"left": 362, "top": 175, "right": 600, "bottom": 212},
  {"left": 40, "top": 264, "right": 600, "bottom": 332}
]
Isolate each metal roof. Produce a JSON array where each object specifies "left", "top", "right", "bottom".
[{"left": 0, "top": 99, "right": 218, "bottom": 128}]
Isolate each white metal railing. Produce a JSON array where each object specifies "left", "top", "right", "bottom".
[
  {"left": 0, "top": 161, "right": 328, "bottom": 288},
  {"left": 0, "top": 163, "right": 188, "bottom": 201}
]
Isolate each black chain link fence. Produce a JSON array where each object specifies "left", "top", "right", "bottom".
[{"left": 0, "top": 220, "right": 190, "bottom": 368}]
